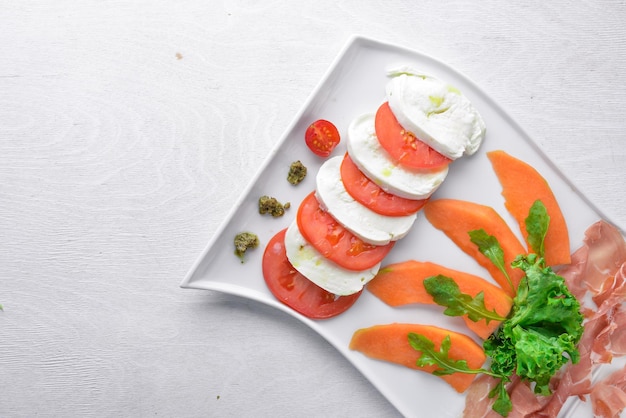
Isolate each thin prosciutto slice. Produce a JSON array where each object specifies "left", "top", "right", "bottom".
[
  {"left": 606, "top": 307, "right": 626, "bottom": 357},
  {"left": 463, "top": 375, "right": 500, "bottom": 418},
  {"left": 534, "top": 222, "right": 626, "bottom": 417},
  {"left": 590, "top": 365, "right": 626, "bottom": 418},
  {"left": 560, "top": 220, "right": 626, "bottom": 295},
  {"left": 463, "top": 375, "right": 549, "bottom": 418}
]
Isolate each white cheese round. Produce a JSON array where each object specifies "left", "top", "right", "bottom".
[
  {"left": 283, "top": 220, "right": 379, "bottom": 296},
  {"left": 386, "top": 66, "right": 486, "bottom": 160},
  {"left": 315, "top": 155, "right": 417, "bottom": 246},
  {"left": 346, "top": 113, "right": 449, "bottom": 200}
]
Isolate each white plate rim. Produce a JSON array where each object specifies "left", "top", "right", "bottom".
[{"left": 180, "top": 34, "right": 626, "bottom": 418}]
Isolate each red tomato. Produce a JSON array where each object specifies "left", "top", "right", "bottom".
[
  {"left": 375, "top": 102, "right": 451, "bottom": 169},
  {"left": 296, "top": 191, "right": 394, "bottom": 271},
  {"left": 262, "top": 229, "right": 362, "bottom": 319},
  {"left": 305, "top": 119, "right": 340, "bottom": 157},
  {"left": 340, "top": 153, "right": 427, "bottom": 216}
]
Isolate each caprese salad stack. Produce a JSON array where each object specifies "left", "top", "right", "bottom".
[{"left": 262, "top": 66, "right": 486, "bottom": 319}]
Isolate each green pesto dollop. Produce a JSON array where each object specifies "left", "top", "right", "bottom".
[
  {"left": 234, "top": 232, "right": 259, "bottom": 263},
  {"left": 287, "top": 160, "right": 307, "bottom": 185},
  {"left": 258, "top": 195, "right": 289, "bottom": 217}
]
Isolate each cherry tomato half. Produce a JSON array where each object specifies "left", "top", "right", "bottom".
[
  {"left": 375, "top": 102, "right": 451, "bottom": 169},
  {"left": 305, "top": 119, "right": 340, "bottom": 157},
  {"left": 340, "top": 153, "right": 427, "bottom": 216},
  {"left": 296, "top": 191, "right": 394, "bottom": 271},
  {"left": 262, "top": 229, "right": 362, "bottom": 319}
]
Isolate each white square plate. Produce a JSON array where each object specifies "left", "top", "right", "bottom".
[{"left": 181, "top": 35, "right": 624, "bottom": 417}]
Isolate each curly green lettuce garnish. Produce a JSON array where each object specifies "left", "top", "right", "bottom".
[
  {"left": 485, "top": 254, "right": 584, "bottom": 396},
  {"left": 423, "top": 275, "right": 506, "bottom": 323}
]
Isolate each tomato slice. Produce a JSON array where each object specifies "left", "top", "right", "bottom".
[
  {"left": 305, "top": 119, "right": 340, "bottom": 157},
  {"left": 375, "top": 102, "right": 451, "bottom": 169},
  {"left": 340, "top": 153, "right": 427, "bottom": 216},
  {"left": 262, "top": 229, "right": 362, "bottom": 319},
  {"left": 296, "top": 191, "right": 394, "bottom": 271}
]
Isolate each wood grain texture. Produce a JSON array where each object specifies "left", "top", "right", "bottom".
[{"left": 1, "top": 1, "right": 625, "bottom": 417}]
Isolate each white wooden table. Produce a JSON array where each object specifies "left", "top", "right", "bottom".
[{"left": 2, "top": 1, "right": 625, "bottom": 417}]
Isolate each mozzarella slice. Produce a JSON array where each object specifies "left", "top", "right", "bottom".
[
  {"left": 284, "top": 220, "right": 379, "bottom": 296},
  {"left": 315, "top": 155, "right": 417, "bottom": 246},
  {"left": 385, "top": 66, "right": 486, "bottom": 160},
  {"left": 346, "top": 113, "right": 448, "bottom": 200}
]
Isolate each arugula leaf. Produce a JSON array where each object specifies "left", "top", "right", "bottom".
[
  {"left": 423, "top": 275, "right": 506, "bottom": 323},
  {"left": 490, "top": 380, "right": 513, "bottom": 417},
  {"left": 525, "top": 200, "right": 550, "bottom": 257},
  {"left": 409, "top": 333, "right": 484, "bottom": 376},
  {"left": 408, "top": 332, "right": 512, "bottom": 415},
  {"left": 469, "top": 229, "right": 514, "bottom": 292}
]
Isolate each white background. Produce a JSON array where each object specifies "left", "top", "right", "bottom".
[{"left": 1, "top": 1, "right": 625, "bottom": 417}]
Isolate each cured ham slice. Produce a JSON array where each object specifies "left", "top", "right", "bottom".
[
  {"left": 607, "top": 307, "right": 626, "bottom": 356},
  {"left": 463, "top": 376, "right": 550, "bottom": 417},
  {"left": 590, "top": 365, "right": 626, "bottom": 418},
  {"left": 533, "top": 223, "right": 626, "bottom": 417},
  {"left": 593, "top": 262, "right": 626, "bottom": 312},
  {"left": 557, "top": 245, "right": 590, "bottom": 301},
  {"left": 506, "top": 376, "right": 547, "bottom": 418},
  {"left": 463, "top": 375, "right": 501, "bottom": 418},
  {"left": 560, "top": 220, "right": 626, "bottom": 295}
]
